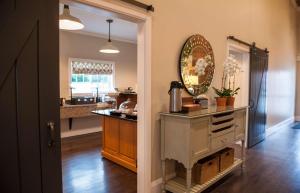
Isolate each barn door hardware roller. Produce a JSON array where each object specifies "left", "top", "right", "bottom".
[{"left": 120, "top": 0, "right": 154, "bottom": 12}]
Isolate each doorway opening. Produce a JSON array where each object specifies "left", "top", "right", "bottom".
[
  {"left": 59, "top": 1, "right": 151, "bottom": 192},
  {"left": 227, "top": 41, "right": 250, "bottom": 146}
]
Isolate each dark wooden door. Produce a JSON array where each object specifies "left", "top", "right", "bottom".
[
  {"left": 248, "top": 46, "right": 268, "bottom": 148},
  {"left": 0, "top": 1, "right": 62, "bottom": 193}
]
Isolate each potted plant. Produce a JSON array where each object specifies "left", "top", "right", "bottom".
[
  {"left": 226, "top": 87, "right": 240, "bottom": 106},
  {"left": 219, "top": 55, "right": 243, "bottom": 106},
  {"left": 212, "top": 87, "right": 231, "bottom": 106}
]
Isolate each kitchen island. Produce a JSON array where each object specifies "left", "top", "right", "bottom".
[{"left": 92, "top": 109, "right": 137, "bottom": 172}]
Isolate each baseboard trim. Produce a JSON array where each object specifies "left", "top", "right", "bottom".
[
  {"left": 266, "top": 117, "right": 294, "bottom": 137},
  {"left": 61, "top": 127, "right": 102, "bottom": 138},
  {"left": 294, "top": 116, "right": 300, "bottom": 121},
  {"left": 151, "top": 173, "right": 176, "bottom": 193}
]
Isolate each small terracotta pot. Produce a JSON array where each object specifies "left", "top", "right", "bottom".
[
  {"left": 227, "top": 97, "right": 235, "bottom": 106},
  {"left": 215, "top": 97, "right": 227, "bottom": 106},
  {"left": 216, "top": 106, "right": 227, "bottom": 111}
]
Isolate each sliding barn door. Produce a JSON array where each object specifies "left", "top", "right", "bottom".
[
  {"left": 248, "top": 47, "right": 268, "bottom": 148},
  {"left": 0, "top": 0, "right": 62, "bottom": 193}
]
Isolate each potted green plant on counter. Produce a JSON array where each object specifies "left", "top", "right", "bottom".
[
  {"left": 227, "top": 87, "right": 240, "bottom": 106},
  {"left": 212, "top": 87, "right": 230, "bottom": 106}
]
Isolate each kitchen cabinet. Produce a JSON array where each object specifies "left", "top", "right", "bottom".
[{"left": 101, "top": 116, "right": 137, "bottom": 172}]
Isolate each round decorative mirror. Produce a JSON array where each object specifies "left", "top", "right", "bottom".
[{"left": 179, "top": 34, "right": 215, "bottom": 96}]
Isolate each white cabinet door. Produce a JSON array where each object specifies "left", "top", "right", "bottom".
[{"left": 190, "top": 117, "right": 210, "bottom": 159}]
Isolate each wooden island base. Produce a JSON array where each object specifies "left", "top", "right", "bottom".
[
  {"left": 92, "top": 110, "right": 137, "bottom": 173},
  {"left": 102, "top": 150, "right": 137, "bottom": 172}
]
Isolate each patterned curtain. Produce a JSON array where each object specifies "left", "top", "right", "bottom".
[{"left": 71, "top": 60, "right": 113, "bottom": 75}]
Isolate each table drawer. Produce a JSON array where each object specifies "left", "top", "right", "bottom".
[
  {"left": 211, "top": 113, "right": 234, "bottom": 123},
  {"left": 211, "top": 132, "right": 234, "bottom": 150}
]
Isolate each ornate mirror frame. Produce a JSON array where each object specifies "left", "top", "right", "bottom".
[{"left": 179, "top": 34, "right": 215, "bottom": 96}]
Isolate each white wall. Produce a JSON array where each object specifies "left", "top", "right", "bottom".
[
  {"left": 134, "top": 0, "right": 297, "bottom": 181},
  {"left": 59, "top": 31, "right": 137, "bottom": 99},
  {"left": 60, "top": 0, "right": 298, "bottom": 183}
]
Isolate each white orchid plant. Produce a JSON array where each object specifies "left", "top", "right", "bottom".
[{"left": 222, "top": 54, "right": 243, "bottom": 90}]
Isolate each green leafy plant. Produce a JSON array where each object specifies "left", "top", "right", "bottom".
[
  {"left": 229, "top": 87, "right": 240, "bottom": 96},
  {"left": 212, "top": 87, "right": 240, "bottom": 97},
  {"left": 212, "top": 87, "right": 230, "bottom": 97}
]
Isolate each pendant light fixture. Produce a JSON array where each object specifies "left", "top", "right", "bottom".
[
  {"left": 59, "top": 5, "right": 84, "bottom": 30},
  {"left": 99, "top": 19, "right": 120, "bottom": 54}
]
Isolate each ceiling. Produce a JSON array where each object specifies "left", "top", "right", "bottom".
[{"left": 59, "top": 3, "right": 138, "bottom": 43}]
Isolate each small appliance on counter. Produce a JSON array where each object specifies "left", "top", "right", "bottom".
[
  {"left": 69, "top": 96, "right": 95, "bottom": 105},
  {"left": 168, "top": 81, "right": 183, "bottom": 113},
  {"left": 123, "top": 87, "right": 135, "bottom": 94},
  {"left": 103, "top": 95, "right": 117, "bottom": 109},
  {"left": 67, "top": 87, "right": 96, "bottom": 105},
  {"left": 109, "top": 98, "right": 137, "bottom": 120}
]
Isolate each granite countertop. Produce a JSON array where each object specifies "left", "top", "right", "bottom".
[
  {"left": 60, "top": 102, "right": 111, "bottom": 119},
  {"left": 160, "top": 105, "right": 248, "bottom": 119},
  {"left": 92, "top": 109, "right": 137, "bottom": 122}
]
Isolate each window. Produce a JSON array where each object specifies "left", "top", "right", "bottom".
[{"left": 69, "top": 58, "right": 115, "bottom": 95}]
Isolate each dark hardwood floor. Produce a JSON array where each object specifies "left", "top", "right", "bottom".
[
  {"left": 62, "top": 124, "right": 300, "bottom": 193},
  {"left": 205, "top": 123, "right": 300, "bottom": 193},
  {"left": 61, "top": 132, "right": 137, "bottom": 193}
]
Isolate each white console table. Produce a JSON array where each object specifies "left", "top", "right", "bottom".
[{"left": 160, "top": 106, "right": 248, "bottom": 193}]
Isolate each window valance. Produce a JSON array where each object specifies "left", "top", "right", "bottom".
[{"left": 71, "top": 59, "right": 114, "bottom": 75}]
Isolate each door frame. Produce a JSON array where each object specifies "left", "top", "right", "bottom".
[
  {"left": 61, "top": 1, "right": 152, "bottom": 192},
  {"left": 227, "top": 40, "right": 250, "bottom": 147}
]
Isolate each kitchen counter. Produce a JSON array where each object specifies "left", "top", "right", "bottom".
[
  {"left": 60, "top": 102, "right": 110, "bottom": 119},
  {"left": 62, "top": 103, "right": 109, "bottom": 108},
  {"left": 60, "top": 102, "right": 111, "bottom": 130},
  {"left": 92, "top": 109, "right": 137, "bottom": 122}
]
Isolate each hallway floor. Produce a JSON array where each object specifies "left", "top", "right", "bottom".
[
  {"left": 205, "top": 123, "right": 300, "bottom": 193},
  {"left": 61, "top": 133, "right": 137, "bottom": 193},
  {"left": 61, "top": 124, "right": 300, "bottom": 193}
]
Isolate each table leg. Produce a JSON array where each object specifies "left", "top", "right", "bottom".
[
  {"left": 161, "top": 159, "right": 166, "bottom": 193},
  {"left": 186, "top": 167, "right": 192, "bottom": 193}
]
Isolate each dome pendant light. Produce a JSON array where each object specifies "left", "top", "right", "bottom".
[
  {"left": 59, "top": 5, "right": 84, "bottom": 30},
  {"left": 99, "top": 19, "right": 120, "bottom": 54}
]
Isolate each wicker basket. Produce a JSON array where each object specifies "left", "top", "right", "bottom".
[
  {"left": 175, "top": 155, "right": 220, "bottom": 185},
  {"left": 219, "top": 147, "right": 234, "bottom": 172}
]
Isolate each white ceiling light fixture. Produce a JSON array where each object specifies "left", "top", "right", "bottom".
[
  {"left": 59, "top": 5, "right": 84, "bottom": 30},
  {"left": 99, "top": 19, "right": 120, "bottom": 54}
]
